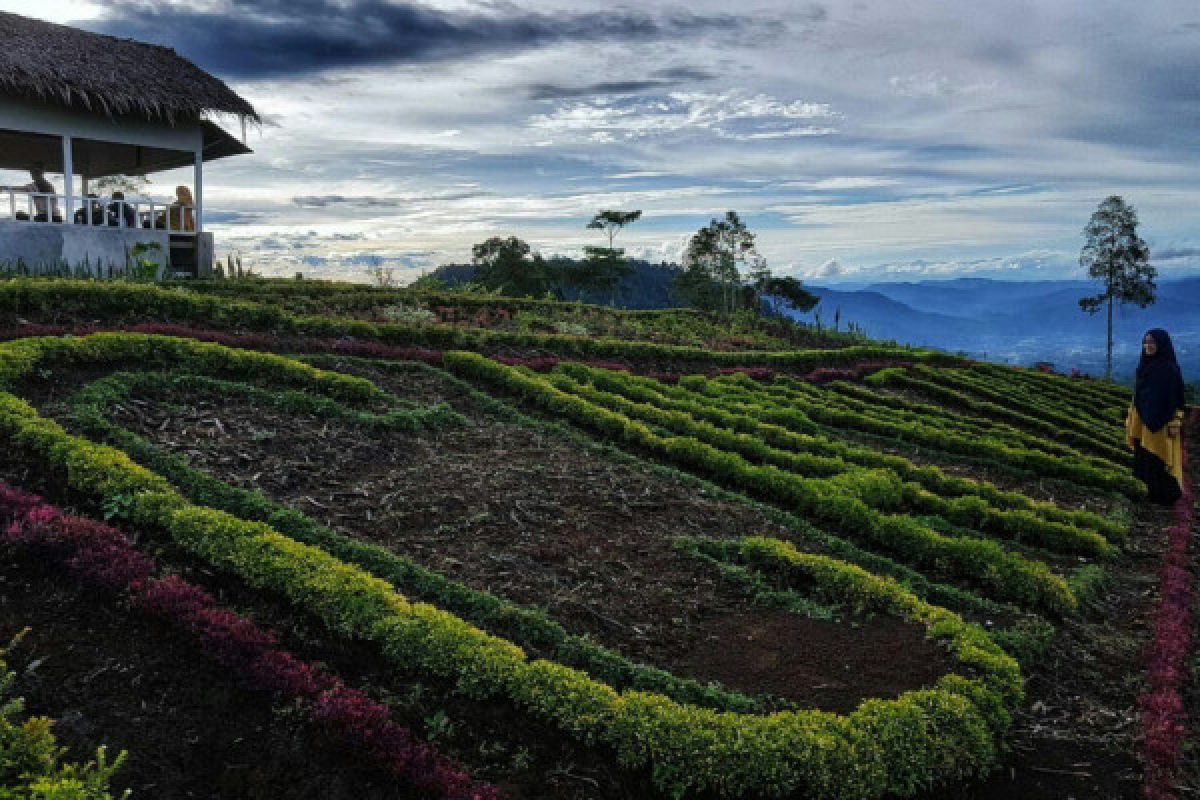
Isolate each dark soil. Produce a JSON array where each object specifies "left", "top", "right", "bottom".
[
  {"left": 0, "top": 558, "right": 418, "bottom": 800},
  {"left": 105, "top": 383, "right": 954, "bottom": 714}
]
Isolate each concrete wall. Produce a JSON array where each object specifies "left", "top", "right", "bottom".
[{"left": 0, "top": 220, "right": 212, "bottom": 277}]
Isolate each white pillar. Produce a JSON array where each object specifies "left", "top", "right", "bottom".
[
  {"left": 194, "top": 150, "right": 203, "bottom": 234},
  {"left": 62, "top": 135, "right": 73, "bottom": 222}
]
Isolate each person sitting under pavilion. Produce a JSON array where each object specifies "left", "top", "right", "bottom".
[
  {"left": 74, "top": 193, "right": 105, "bottom": 225},
  {"left": 1, "top": 165, "right": 62, "bottom": 222},
  {"left": 106, "top": 191, "right": 138, "bottom": 228}
]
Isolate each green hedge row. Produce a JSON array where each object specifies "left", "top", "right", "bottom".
[
  {"left": 761, "top": 373, "right": 1125, "bottom": 473},
  {"left": 171, "top": 281, "right": 724, "bottom": 323},
  {"left": 0, "top": 279, "right": 952, "bottom": 368},
  {"left": 820, "top": 378, "right": 1096, "bottom": 463},
  {"left": 864, "top": 368, "right": 1130, "bottom": 469},
  {"left": 0, "top": 331, "right": 384, "bottom": 405},
  {"left": 701, "top": 370, "right": 1141, "bottom": 497},
  {"left": 556, "top": 363, "right": 1123, "bottom": 542},
  {"left": 968, "top": 363, "right": 1130, "bottom": 410},
  {"left": 0, "top": 337, "right": 1023, "bottom": 799},
  {"left": 545, "top": 366, "right": 1113, "bottom": 558},
  {"left": 945, "top": 365, "right": 1127, "bottom": 424},
  {"left": 444, "top": 351, "right": 1078, "bottom": 614},
  {"left": 911, "top": 367, "right": 1127, "bottom": 457},
  {"left": 66, "top": 372, "right": 772, "bottom": 714}
]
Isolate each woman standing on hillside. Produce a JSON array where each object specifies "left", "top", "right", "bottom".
[{"left": 1126, "top": 329, "right": 1187, "bottom": 504}]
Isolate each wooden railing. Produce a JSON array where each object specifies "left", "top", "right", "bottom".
[{"left": 2, "top": 190, "right": 196, "bottom": 235}]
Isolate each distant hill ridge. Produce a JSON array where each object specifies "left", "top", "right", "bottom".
[
  {"left": 427, "top": 261, "right": 1199, "bottom": 380},
  {"left": 801, "top": 276, "right": 1200, "bottom": 381}
]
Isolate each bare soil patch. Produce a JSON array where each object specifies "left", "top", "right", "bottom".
[{"left": 105, "top": 379, "right": 954, "bottom": 713}]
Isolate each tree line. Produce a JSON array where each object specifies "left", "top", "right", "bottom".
[{"left": 421, "top": 209, "right": 817, "bottom": 319}]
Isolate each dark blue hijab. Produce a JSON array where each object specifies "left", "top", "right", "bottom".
[{"left": 1134, "top": 328, "right": 1186, "bottom": 432}]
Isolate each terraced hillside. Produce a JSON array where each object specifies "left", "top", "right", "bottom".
[{"left": 0, "top": 278, "right": 1190, "bottom": 800}]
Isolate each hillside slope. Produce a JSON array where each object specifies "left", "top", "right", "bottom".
[{"left": 0, "top": 278, "right": 1181, "bottom": 800}]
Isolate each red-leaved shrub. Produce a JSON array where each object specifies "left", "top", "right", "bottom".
[
  {"left": 0, "top": 485, "right": 498, "bottom": 800},
  {"left": 1139, "top": 408, "right": 1197, "bottom": 800}
]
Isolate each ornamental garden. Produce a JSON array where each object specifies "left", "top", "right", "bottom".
[{"left": 0, "top": 278, "right": 1192, "bottom": 800}]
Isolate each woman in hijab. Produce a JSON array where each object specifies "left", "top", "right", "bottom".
[
  {"left": 1126, "top": 328, "right": 1187, "bottom": 504},
  {"left": 168, "top": 185, "right": 195, "bottom": 232}
]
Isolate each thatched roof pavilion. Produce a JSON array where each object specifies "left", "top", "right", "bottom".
[
  {"left": 0, "top": 12, "right": 259, "bottom": 276},
  {"left": 0, "top": 12, "right": 258, "bottom": 123}
]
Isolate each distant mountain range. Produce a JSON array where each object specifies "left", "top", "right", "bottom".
[
  {"left": 796, "top": 277, "right": 1200, "bottom": 383},
  {"left": 428, "top": 260, "right": 1198, "bottom": 383}
]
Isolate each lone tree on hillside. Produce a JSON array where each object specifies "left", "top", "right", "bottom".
[
  {"left": 758, "top": 274, "right": 819, "bottom": 317},
  {"left": 587, "top": 209, "right": 643, "bottom": 250},
  {"left": 1078, "top": 195, "right": 1156, "bottom": 378},
  {"left": 583, "top": 209, "right": 642, "bottom": 305},
  {"left": 471, "top": 236, "right": 550, "bottom": 297}
]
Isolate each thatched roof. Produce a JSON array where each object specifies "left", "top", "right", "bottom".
[{"left": 0, "top": 12, "right": 258, "bottom": 123}]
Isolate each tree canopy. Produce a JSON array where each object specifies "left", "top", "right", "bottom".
[
  {"left": 471, "top": 236, "right": 550, "bottom": 297},
  {"left": 673, "top": 211, "right": 815, "bottom": 317}
]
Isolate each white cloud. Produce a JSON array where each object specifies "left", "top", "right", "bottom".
[
  {"left": 44, "top": 0, "right": 1200, "bottom": 281},
  {"left": 525, "top": 89, "right": 837, "bottom": 143},
  {"left": 780, "top": 177, "right": 900, "bottom": 190},
  {"left": 808, "top": 258, "right": 845, "bottom": 278}
]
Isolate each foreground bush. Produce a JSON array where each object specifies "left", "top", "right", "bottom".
[{"left": 0, "top": 630, "right": 129, "bottom": 799}]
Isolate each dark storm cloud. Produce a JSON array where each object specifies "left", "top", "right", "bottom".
[
  {"left": 528, "top": 80, "right": 681, "bottom": 100},
  {"left": 654, "top": 67, "right": 716, "bottom": 82},
  {"left": 293, "top": 190, "right": 487, "bottom": 209},
  {"left": 293, "top": 195, "right": 402, "bottom": 209},
  {"left": 1154, "top": 246, "right": 1200, "bottom": 262},
  {"left": 527, "top": 66, "right": 716, "bottom": 99},
  {"left": 85, "top": 1, "right": 765, "bottom": 79},
  {"left": 203, "top": 210, "right": 265, "bottom": 224}
]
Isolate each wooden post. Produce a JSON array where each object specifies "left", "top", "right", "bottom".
[
  {"left": 194, "top": 149, "right": 203, "bottom": 234},
  {"left": 62, "top": 135, "right": 73, "bottom": 223}
]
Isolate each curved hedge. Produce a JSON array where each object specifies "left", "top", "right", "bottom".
[
  {"left": 550, "top": 362, "right": 1120, "bottom": 550},
  {"left": 443, "top": 351, "right": 1078, "bottom": 614},
  {"left": 0, "top": 332, "right": 1022, "bottom": 799}
]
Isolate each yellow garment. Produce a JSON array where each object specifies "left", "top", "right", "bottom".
[
  {"left": 168, "top": 203, "right": 195, "bottom": 232},
  {"left": 1126, "top": 404, "right": 1184, "bottom": 488}
]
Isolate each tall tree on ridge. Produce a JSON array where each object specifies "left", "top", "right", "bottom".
[
  {"left": 584, "top": 209, "right": 642, "bottom": 305},
  {"left": 1078, "top": 195, "right": 1156, "bottom": 379}
]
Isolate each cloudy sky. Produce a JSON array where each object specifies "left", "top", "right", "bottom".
[{"left": 5, "top": 0, "right": 1200, "bottom": 284}]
